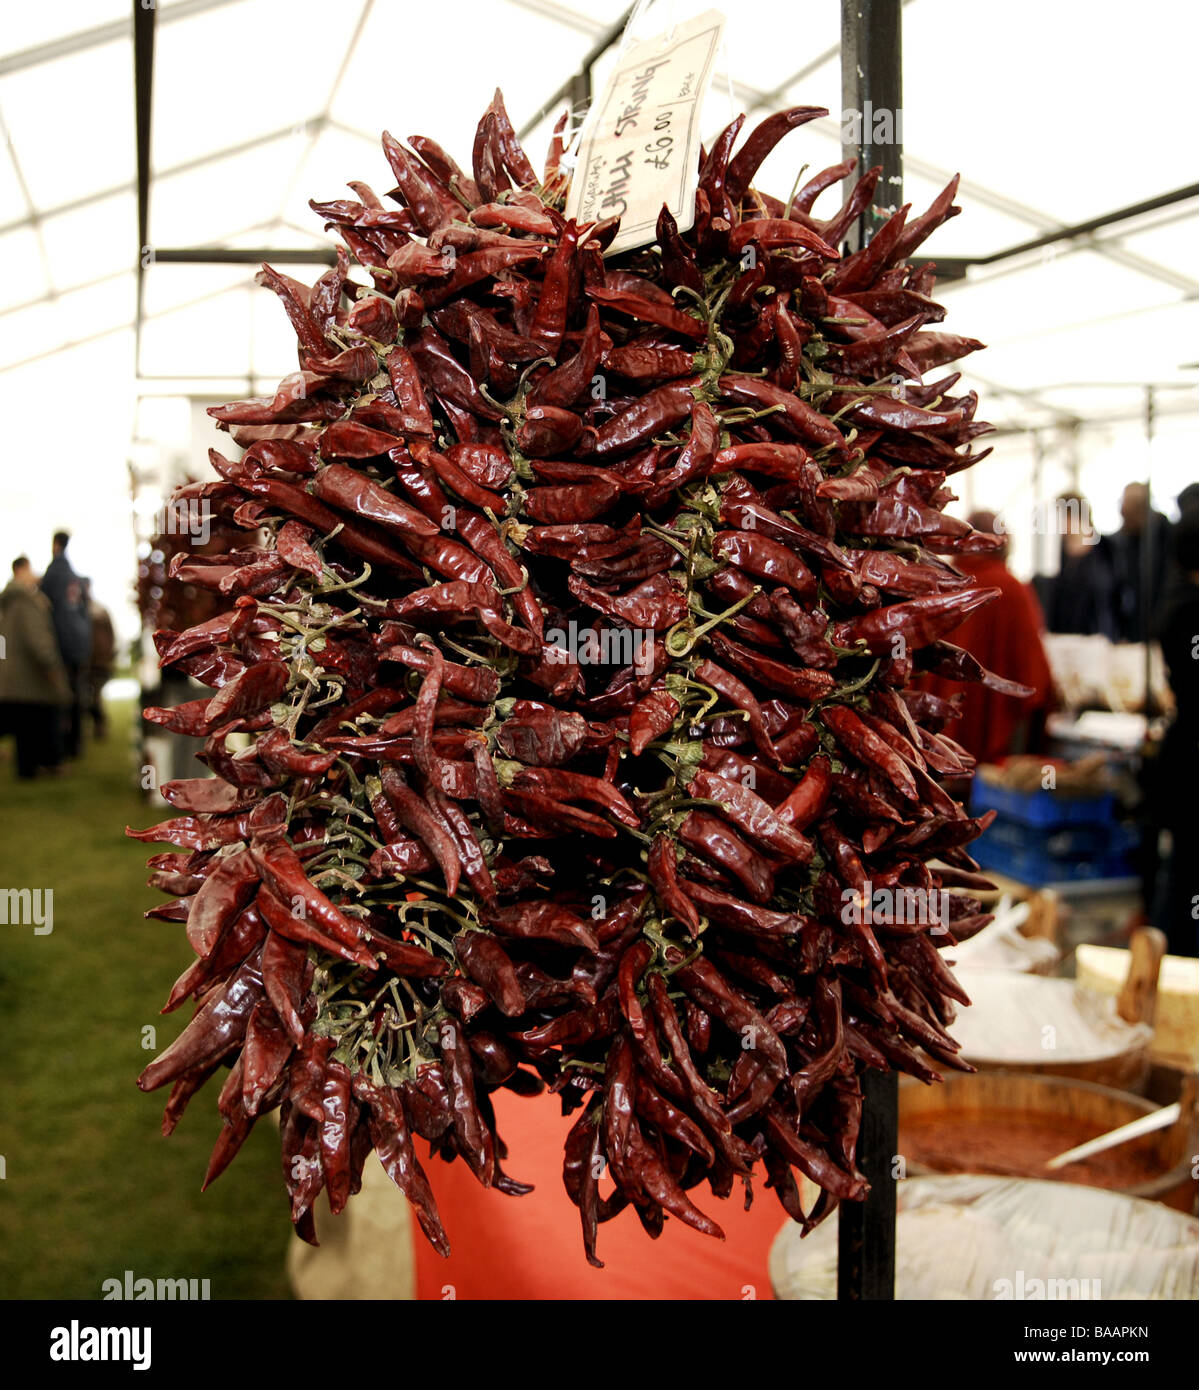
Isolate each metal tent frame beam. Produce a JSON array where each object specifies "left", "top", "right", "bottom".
[
  {"left": 0, "top": 120, "right": 335, "bottom": 240},
  {"left": 152, "top": 246, "right": 337, "bottom": 266},
  {"left": 0, "top": 0, "right": 242, "bottom": 78},
  {"left": 130, "top": 1, "right": 375, "bottom": 371},
  {"left": 921, "top": 181, "right": 1199, "bottom": 284},
  {"left": 517, "top": 3, "right": 635, "bottom": 140}
]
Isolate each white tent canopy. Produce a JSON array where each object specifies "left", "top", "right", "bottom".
[{"left": 2, "top": 0, "right": 1197, "bottom": 632}]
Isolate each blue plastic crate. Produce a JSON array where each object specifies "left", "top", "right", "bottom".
[
  {"left": 982, "top": 818, "right": 1122, "bottom": 859},
  {"left": 971, "top": 778, "right": 1115, "bottom": 829},
  {"left": 972, "top": 816, "right": 1135, "bottom": 886}
]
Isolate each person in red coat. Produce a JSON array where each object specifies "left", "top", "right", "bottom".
[{"left": 923, "top": 511, "right": 1055, "bottom": 766}]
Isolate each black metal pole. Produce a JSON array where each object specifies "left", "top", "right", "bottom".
[
  {"left": 839, "top": 0, "right": 903, "bottom": 250},
  {"left": 133, "top": 0, "right": 156, "bottom": 376},
  {"left": 837, "top": 0, "right": 901, "bottom": 1302},
  {"left": 1141, "top": 386, "right": 1156, "bottom": 710},
  {"left": 838, "top": 1069, "right": 898, "bottom": 1300},
  {"left": 568, "top": 68, "right": 592, "bottom": 133}
]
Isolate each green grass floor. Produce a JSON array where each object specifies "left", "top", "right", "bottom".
[{"left": 0, "top": 701, "right": 290, "bottom": 1299}]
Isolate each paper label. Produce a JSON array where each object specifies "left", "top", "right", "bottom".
[{"left": 566, "top": 9, "right": 726, "bottom": 256}]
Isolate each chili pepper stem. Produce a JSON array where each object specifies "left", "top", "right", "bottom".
[{"left": 826, "top": 658, "right": 882, "bottom": 701}]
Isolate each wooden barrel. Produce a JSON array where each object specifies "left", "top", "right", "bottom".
[
  {"left": 950, "top": 971, "right": 1153, "bottom": 1089},
  {"left": 947, "top": 928, "right": 1165, "bottom": 1091},
  {"left": 898, "top": 1071, "right": 1199, "bottom": 1213},
  {"left": 1077, "top": 945, "right": 1199, "bottom": 1071}
]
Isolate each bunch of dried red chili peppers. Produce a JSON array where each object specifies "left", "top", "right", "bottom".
[{"left": 132, "top": 91, "right": 1021, "bottom": 1264}]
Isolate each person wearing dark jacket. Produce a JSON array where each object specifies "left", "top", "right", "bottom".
[
  {"left": 1034, "top": 492, "right": 1110, "bottom": 635},
  {"left": 85, "top": 583, "right": 116, "bottom": 739},
  {"left": 1091, "top": 483, "right": 1172, "bottom": 643},
  {"left": 0, "top": 557, "right": 71, "bottom": 778},
  {"left": 1152, "top": 510, "right": 1199, "bottom": 957},
  {"left": 40, "top": 531, "right": 91, "bottom": 758}
]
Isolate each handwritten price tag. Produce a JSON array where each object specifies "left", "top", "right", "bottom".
[{"left": 566, "top": 9, "right": 725, "bottom": 256}]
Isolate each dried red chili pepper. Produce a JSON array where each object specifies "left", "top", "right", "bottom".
[
  {"left": 257, "top": 885, "right": 374, "bottom": 969},
  {"left": 438, "top": 1015, "right": 496, "bottom": 1186},
  {"left": 355, "top": 1075, "right": 450, "bottom": 1255},
  {"left": 138, "top": 951, "right": 265, "bottom": 1092},
  {"left": 628, "top": 688, "right": 680, "bottom": 756},
  {"left": 453, "top": 931, "right": 525, "bottom": 1016}
]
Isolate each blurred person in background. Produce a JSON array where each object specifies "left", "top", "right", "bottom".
[
  {"left": 1092, "top": 482, "right": 1171, "bottom": 643},
  {"left": 921, "top": 509, "right": 1055, "bottom": 766},
  {"left": 39, "top": 531, "right": 92, "bottom": 759},
  {"left": 1177, "top": 482, "right": 1199, "bottom": 517},
  {"left": 40, "top": 529, "right": 78, "bottom": 618},
  {"left": 1033, "top": 491, "right": 1110, "bottom": 634},
  {"left": 84, "top": 580, "right": 116, "bottom": 739},
  {"left": 1150, "top": 508, "right": 1199, "bottom": 956},
  {"left": 0, "top": 557, "right": 71, "bottom": 779}
]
